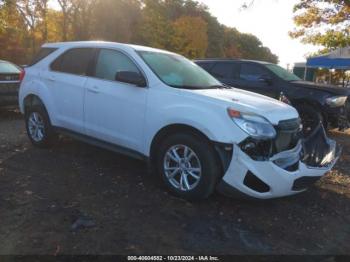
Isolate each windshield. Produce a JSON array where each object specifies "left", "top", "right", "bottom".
[
  {"left": 0, "top": 61, "right": 21, "bottom": 74},
  {"left": 266, "top": 64, "right": 301, "bottom": 82},
  {"left": 138, "top": 51, "right": 221, "bottom": 89}
]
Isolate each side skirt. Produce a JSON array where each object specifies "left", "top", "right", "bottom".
[{"left": 53, "top": 127, "right": 148, "bottom": 162}]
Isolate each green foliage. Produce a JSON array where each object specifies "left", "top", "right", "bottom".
[
  {"left": 223, "top": 27, "right": 278, "bottom": 63},
  {"left": 0, "top": 0, "right": 279, "bottom": 65},
  {"left": 290, "top": 0, "right": 350, "bottom": 50},
  {"left": 172, "top": 16, "right": 208, "bottom": 58}
]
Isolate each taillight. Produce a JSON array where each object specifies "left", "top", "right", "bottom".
[{"left": 19, "top": 70, "right": 25, "bottom": 82}]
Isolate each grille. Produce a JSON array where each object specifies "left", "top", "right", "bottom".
[
  {"left": 239, "top": 118, "right": 302, "bottom": 161},
  {"left": 274, "top": 118, "right": 302, "bottom": 153}
]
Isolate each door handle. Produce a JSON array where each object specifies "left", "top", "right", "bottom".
[
  {"left": 87, "top": 86, "right": 100, "bottom": 94},
  {"left": 48, "top": 76, "right": 55, "bottom": 81}
]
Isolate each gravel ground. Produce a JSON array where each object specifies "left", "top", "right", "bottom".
[{"left": 0, "top": 109, "right": 349, "bottom": 255}]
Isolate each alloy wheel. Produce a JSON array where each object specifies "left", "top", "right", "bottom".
[
  {"left": 163, "top": 144, "right": 202, "bottom": 191},
  {"left": 28, "top": 112, "right": 45, "bottom": 142}
]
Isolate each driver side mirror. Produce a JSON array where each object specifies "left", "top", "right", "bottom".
[
  {"left": 115, "top": 71, "right": 147, "bottom": 87},
  {"left": 258, "top": 75, "right": 273, "bottom": 85}
]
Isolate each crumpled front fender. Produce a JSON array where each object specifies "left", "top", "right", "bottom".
[
  {"left": 218, "top": 124, "right": 341, "bottom": 199},
  {"left": 302, "top": 124, "right": 342, "bottom": 168}
]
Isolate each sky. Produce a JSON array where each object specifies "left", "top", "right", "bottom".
[{"left": 199, "top": 0, "right": 320, "bottom": 68}]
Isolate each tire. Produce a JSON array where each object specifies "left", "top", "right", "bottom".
[
  {"left": 296, "top": 104, "right": 324, "bottom": 137},
  {"left": 25, "top": 105, "right": 57, "bottom": 148},
  {"left": 155, "top": 133, "right": 221, "bottom": 200}
]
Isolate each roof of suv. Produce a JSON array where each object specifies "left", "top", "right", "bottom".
[
  {"left": 42, "top": 41, "right": 174, "bottom": 54},
  {"left": 194, "top": 58, "right": 272, "bottom": 65}
]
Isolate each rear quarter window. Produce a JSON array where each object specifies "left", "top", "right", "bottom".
[
  {"left": 29, "top": 47, "right": 57, "bottom": 66},
  {"left": 50, "top": 48, "right": 96, "bottom": 76},
  {"left": 211, "top": 62, "right": 239, "bottom": 79},
  {"left": 196, "top": 62, "right": 214, "bottom": 71}
]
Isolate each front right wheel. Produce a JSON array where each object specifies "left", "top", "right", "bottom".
[{"left": 156, "top": 133, "right": 221, "bottom": 200}]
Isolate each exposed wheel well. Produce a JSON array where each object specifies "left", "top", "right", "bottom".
[
  {"left": 149, "top": 124, "right": 231, "bottom": 175},
  {"left": 150, "top": 124, "right": 211, "bottom": 158}
]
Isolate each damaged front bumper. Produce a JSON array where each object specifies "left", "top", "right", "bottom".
[{"left": 217, "top": 125, "right": 341, "bottom": 199}]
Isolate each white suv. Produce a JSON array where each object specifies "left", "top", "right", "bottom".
[{"left": 19, "top": 41, "right": 339, "bottom": 200}]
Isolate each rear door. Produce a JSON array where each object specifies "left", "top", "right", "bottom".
[
  {"left": 42, "top": 48, "right": 96, "bottom": 133},
  {"left": 235, "top": 63, "right": 278, "bottom": 98}
]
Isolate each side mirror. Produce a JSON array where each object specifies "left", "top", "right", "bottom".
[
  {"left": 259, "top": 75, "right": 273, "bottom": 84},
  {"left": 115, "top": 71, "right": 147, "bottom": 87}
]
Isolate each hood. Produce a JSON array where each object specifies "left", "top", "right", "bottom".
[
  {"left": 186, "top": 88, "right": 299, "bottom": 125},
  {"left": 291, "top": 80, "right": 350, "bottom": 96}
]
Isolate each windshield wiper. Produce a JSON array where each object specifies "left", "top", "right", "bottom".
[
  {"left": 170, "top": 84, "right": 233, "bottom": 90},
  {"left": 209, "top": 84, "right": 233, "bottom": 89}
]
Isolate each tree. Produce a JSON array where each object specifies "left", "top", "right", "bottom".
[
  {"left": 0, "top": 0, "right": 27, "bottom": 62},
  {"left": 135, "top": 0, "right": 175, "bottom": 49},
  {"left": 91, "top": 0, "right": 141, "bottom": 43},
  {"left": 0, "top": 0, "right": 278, "bottom": 64},
  {"left": 198, "top": 10, "right": 225, "bottom": 58},
  {"left": 57, "top": 0, "right": 73, "bottom": 41},
  {"left": 172, "top": 16, "right": 208, "bottom": 58},
  {"left": 35, "top": 0, "right": 49, "bottom": 42},
  {"left": 160, "top": 0, "right": 225, "bottom": 57},
  {"left": 290, "top": 0, "right": 350, "bottom": 50},
  {"left": 15, "top": 0, "right": 38, "bottom": 54},
  {"left": 68, "top": 0, "right": 96, "bottom": 40},
  {"left": 223, "top": 27, "right": 242, "bottom": 58},
  {"left": 223, "top": 26, "right": 278, "bottom": 63}
]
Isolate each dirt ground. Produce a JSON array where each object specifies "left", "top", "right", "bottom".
[{"left": 0, "top": 108, "right": 349, "bottom": 255}]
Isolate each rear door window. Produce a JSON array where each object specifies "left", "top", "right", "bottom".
[
  {"left": 30, "top": 47, "right": 57, "bottom": 66},
  {"left": 240, "top": 63, "right": 269, "bottom": 81},
  {"left": 51, "top": 48, "right": 95, "bottom": 76},
  {"left": 211, "top": 62, "right": 239, "bottom": 79},
  {"left": 197, "top": 62, "right": 214, "bottom": 71}
]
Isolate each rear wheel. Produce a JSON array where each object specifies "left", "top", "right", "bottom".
[
  {"left": 25, "top": 105, "right": 57, "bottom": 148},
  {"left": 156, "top": 133, "right": 221, "bottom": 200},
  {"left": 296, "top": 104, "right": 324, "bottom": 136}
]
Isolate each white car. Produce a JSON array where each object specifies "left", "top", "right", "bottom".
[{"left": 19, "top": 41, "right": 340, "bottom": 200}]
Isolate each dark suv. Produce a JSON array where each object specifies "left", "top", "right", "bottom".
[{"left": 195, "top": 59, "right": 350, "bottom": 134}]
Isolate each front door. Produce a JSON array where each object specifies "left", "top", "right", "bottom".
[
  {"left": 235, "top": 63, "right": 278, "bottom": 99},
  {"left": 84, "top": 49, "right": 148, "bottom": 152}
]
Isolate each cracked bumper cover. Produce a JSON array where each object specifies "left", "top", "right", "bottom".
[{"left": 217, "top": 125, "right": 341, "bottom": 199}]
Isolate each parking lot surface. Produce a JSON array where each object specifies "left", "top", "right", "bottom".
[{"left": 0, "top": 109, "right": 349, "bottom": 255}]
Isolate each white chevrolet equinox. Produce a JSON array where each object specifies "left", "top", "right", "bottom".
[{"left": 19, "top": 41, "right": 340, "bottom": 200}]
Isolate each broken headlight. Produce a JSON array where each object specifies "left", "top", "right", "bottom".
[
  {"left": 326, "top": 96, "right": 347, "bottom": 108},
  {"left": 227, "top": 108, "right": 277, "bottom": 140}
]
